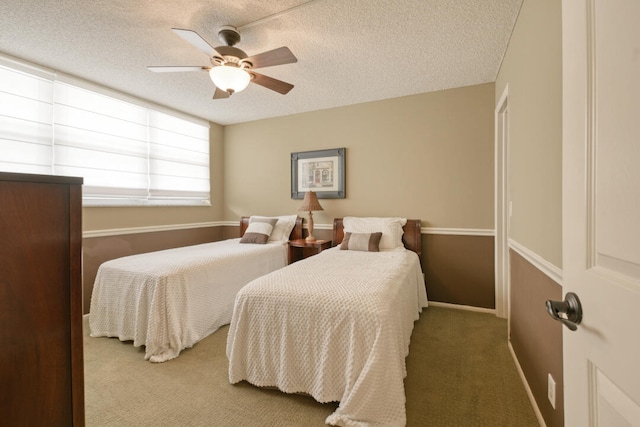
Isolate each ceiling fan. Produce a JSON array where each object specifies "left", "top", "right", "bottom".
[{"left": 148, "top": 26, "right": 297, "bottom": 99}]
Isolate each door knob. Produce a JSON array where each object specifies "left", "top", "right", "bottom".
[{"left": 545, "top": 292, "right": 583, "bottom": 331}]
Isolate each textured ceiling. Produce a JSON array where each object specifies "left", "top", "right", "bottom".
[{"left": 0, "top": 0, "right": 522, "bottom": 125}]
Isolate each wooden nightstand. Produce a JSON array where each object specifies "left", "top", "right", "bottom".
[{"left": 288, "top": 239, "right": 332, "bottom": 264}]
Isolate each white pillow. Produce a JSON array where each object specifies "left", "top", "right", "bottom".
[
  {"left": 249, "top": 215, "right": 298, "bottom": 243},
  {"left": 343, "top": 217, "right": 407, "bottom": 250}
]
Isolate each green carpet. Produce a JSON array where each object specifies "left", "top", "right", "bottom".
[{"left": 84, "top": 306, "right": 539, "bottom": 426}]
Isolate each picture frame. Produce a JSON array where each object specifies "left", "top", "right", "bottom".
[{"left": 291, "top": 148, "right": 345, "bottom": 199}]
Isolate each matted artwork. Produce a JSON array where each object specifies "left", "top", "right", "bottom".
[{"left": 291, "top": 148, "right": 345, "bottom": 199}]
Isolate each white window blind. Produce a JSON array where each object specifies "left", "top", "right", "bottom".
[
  {"left": 54, "top": 82, "right": 150, "bottom": 199},
  {"left": 148, "top": 111, "right": 210, "bottom": 202},
  {"left": 0, "top": 65, "right": 54, "bottom": 175},
  {"left": 0, "top": 58, "right": 210, "bottom": 206}
]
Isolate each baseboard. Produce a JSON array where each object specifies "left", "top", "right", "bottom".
[
  {"left": 428, "top": 301, "right": 496, "bottom": 315},
  {"left": 508, "top": 341, "right": 546, "bottom": 427}
]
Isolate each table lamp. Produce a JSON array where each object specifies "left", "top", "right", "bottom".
[{"left": 298, "top": 191, "right": 323, "bottom": 242}]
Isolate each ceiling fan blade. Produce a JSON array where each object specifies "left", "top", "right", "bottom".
[
  {"left": 171, "top": 28, "right": 221, "bottom": 57},
  {"left": 243, "top": 47, "right": 297, "bottom": 69},
  {"left": 147, "top": 66, "right": 210, "bottom": 73},
  {"left": 249, "top": 72, "right": 294, "bottom": 95},
  {"left": 213, "top": 87, "right": 230, "bottom": 99}
]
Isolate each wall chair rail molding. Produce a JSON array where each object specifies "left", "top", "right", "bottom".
[
  {"left": 82, "top": 221, "right": 224, "bottom": 238},
  {"left": 310, "top": 225, "right": 495, "bottom": 236},
  {"left": 309, "top": 223, "right": 333, "bottom": 230},
  {"left": 508, "top": 238, "right": 563, "bottom": 285},
  {"left": 423, "top": 227, "right": 494, "bottom": 236}
]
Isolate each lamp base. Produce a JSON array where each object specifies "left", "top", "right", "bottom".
[{"left": 305, "top": 210, "right": 317, "bottom": 242}]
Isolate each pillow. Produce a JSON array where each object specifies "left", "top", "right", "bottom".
[
  {"left": 340, "top": 232, "right": 382, "bottom": 252},
  {"left": 267, "top": 215, "right": 298, "bottom": 243},
  {"left": 343, "top": 217, "right": 407, "bottom": 250},
  {"left": 240, "top": 217, "right": 278, "bottom": 244}
]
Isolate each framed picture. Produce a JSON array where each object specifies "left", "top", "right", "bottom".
[{"left": 291, "top": 148, "right": 345, "bottom": 199}]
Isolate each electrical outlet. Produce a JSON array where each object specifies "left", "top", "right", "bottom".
[{"left": 548, "top": 373, "right": 556, "bottom": 409}]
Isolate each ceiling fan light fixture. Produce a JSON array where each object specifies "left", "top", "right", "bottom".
[
  {"left": 209, "top": 65, "right": 250, "bottom": 94},
  {"left": 155, "top": 27, "right": 297, "bottom": 98}
]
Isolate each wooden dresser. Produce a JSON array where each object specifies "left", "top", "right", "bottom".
[{"left": 0, "top": 172, "right": 85, "bottom": 426}]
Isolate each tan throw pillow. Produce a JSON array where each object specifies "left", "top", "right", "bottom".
[
  {"left": 240, "top": 217, "right": 278, "bottom": 244},
  {"left": 339, "top": 232, "right": 382, "bottom": 252}
]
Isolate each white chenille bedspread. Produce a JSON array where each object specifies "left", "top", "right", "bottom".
[
  {"left": 89, "top": 239, "right": 287, "bottom": 362},
  {"left": 226, "top": 247, "right": 428, "bottom": 426}
]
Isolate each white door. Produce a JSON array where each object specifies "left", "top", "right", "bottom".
[{"left": 562, "top": 0, "right": 640, "bottom": 425}]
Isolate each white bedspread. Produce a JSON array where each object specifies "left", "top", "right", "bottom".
[
  {"left": 226, "top": 247, "right": 428, "bottom": 426},
  {"left": 89, "top": 238, "right": 287, "bottom": 362}
]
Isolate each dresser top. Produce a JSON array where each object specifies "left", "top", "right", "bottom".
[{"left": 0, "top": 172, "right": 83, "bottom": 185}]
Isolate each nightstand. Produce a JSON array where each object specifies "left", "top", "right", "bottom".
[{"left": 288, "top": 239, "right": 332, "bottom": 264}]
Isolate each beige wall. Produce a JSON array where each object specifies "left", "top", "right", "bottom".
[
  {"left": 497, "top": 1, "right": 564, "bottom": 426},
  {"left": 223, "top": 83, "right": 495, "bottom": 230},
  {"left": 82, "top": 122, "right": 225, "bottom": 231},
  {"left": 495, "top": 0, "right": 563, "bottom": 267}
]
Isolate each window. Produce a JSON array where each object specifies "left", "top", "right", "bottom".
[
  {"left": 0, "top": 57, "right": 210, "bottom": 206},
  {"left": 0, "top": 63, "right": 54, "bottom": 175}
]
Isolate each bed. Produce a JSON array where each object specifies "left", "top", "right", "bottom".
[
  {"left": 89, "top": 215, "right": 302, "bottom": 363},
  {"left": 226, "top": 217, "right": 428, "bottom": 427}
]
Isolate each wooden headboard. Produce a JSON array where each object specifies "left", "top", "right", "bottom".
[
  {"left": 332, "top": 218, "right": 422, "bottom": 257},
  {"left": 240, "top": 216, "right": 303, "bottom": 240}
]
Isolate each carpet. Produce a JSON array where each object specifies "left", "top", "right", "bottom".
[{"left": 84, "top": 306, "right": 539, "bottom": 426}]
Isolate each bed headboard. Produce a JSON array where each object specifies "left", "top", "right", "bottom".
[
  {"left": 332, "top": 218, "right": 422, "bottom": 257},
  {"left": 240, "top": 216, "right": 304, "bottom": 240}
]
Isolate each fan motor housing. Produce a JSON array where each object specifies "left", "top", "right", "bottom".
[
  {"left": 214, "top": 46, "right": 247, "bottom": 60},
  {"left": 218, "top": 25, "right": 241, "bottom": 46}
]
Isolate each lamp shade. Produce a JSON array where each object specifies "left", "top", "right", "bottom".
[
  {"left": 209, "top": 65, "right": 250, "bottom": 94},
  {"left": 298, "top": 191, "right": 323, "bottom": 212}
]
